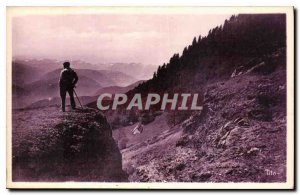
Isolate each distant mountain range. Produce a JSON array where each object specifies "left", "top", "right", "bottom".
[
  {"left": 94, "top": 80, "right": 145, "bottom": 96},
  {"left": 12, "top": 61, "right": 143, "bottom": 108},
  {"left": 104, "top": 63, "right": 158, "bottom": 80},
  {"left": 24, "top": 80, "right": 145, "bottom": 109},
  {"left": 13, "top": 58, "right": 158, "bottom": 81}
]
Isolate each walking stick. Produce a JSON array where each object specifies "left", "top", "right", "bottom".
[{"left": 73, "top": 89, "right": 83, "bottom": 109}]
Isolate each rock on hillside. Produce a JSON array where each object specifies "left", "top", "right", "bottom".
[{"left": 12, "top": 107, "right": 128, "bottom": 182}]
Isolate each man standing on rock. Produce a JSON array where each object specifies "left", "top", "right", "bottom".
[{"left": 59, "top": 61, "right": 79, "bottom": 112}]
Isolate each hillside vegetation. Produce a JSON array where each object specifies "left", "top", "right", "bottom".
[{"left": 130, "top": 14, "right": 285, "bottom": 94}]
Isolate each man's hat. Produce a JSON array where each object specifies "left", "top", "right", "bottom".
[{"left": 63, "top": 61, "right": 70, "bottom": 68}]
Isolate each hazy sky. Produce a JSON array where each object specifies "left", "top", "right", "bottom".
[{"left": 12, "top": 14, "right": 231, "bottom": 65}]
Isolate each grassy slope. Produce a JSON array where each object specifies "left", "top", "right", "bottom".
[{"left": 114, "top": 61, "right": 287, "bottom": 182}]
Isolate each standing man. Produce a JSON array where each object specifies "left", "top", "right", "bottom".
[{"left": 59, "top": 61, "right": 79, "bottom": 112}]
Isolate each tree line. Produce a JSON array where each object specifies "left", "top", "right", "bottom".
[{"left": 129, "top": 14, "right": 286, "bottom": 95}]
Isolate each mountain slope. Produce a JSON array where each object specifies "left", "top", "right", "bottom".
[
  {"left": 28, "top": 68, "right": 138, "bottom": 97},
  {"left": 25, "top": 96, "right": 98, "bottom": 109},
  {"left": 12, "top": 107, "right": 128, "bottom": 181},
  {"left": 105, "top": 63, "right": 158, "bottom": 80},
  {"left": 42, "top": 68, "right": 137, "bottom": 88},
  {"left": 130, "top": 14, "right": 286, "bottom": 95},
  {"left": 23, "top": 80, "right": 145, "bottom": 110},
  {"left": 13, "top": 68, "right": 138, "bottom": 108},
  {"left": 25, "top": 74, "right": 101, "bottom": 98},
  {"left": 111, "top": 14, "right": 288, "bottom": 183},
  {"left": 12, "top": 62, "right": 45, "bottom": 87},
  {"left": 118, "top": 59, "right": 286, "bottom": 182},
  {"left": 94, "top": 80, "right": 145, "bottom": 96}
]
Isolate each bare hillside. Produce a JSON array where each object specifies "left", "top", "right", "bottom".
[{"left": 114, "top": 63, "right": 287, "bottom": 182}]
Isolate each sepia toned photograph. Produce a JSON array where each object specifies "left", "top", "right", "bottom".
[{"left": 6, "top": 6, "right": 294, "bottom": 189}]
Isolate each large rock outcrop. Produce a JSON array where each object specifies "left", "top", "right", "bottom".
[{"left": 12, "top": 107, "right": 128, "bottom": 182}]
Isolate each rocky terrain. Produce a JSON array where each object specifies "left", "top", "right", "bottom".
[
  {"left": 12, "top": 55, "right": 287, "bottom": 183},
  {"left": 11, "top": 14, "right": 288, "bottom": 184},
  {"left": 114, "top": 58, "right": 287, "bottom": 182},
  {"left": 12, "top": 107, "right": 128, "bottom": 182}
]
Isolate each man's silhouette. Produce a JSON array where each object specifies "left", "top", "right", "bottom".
[{"left": 59, "top": 61, "right": 78, "bottom": 112}]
